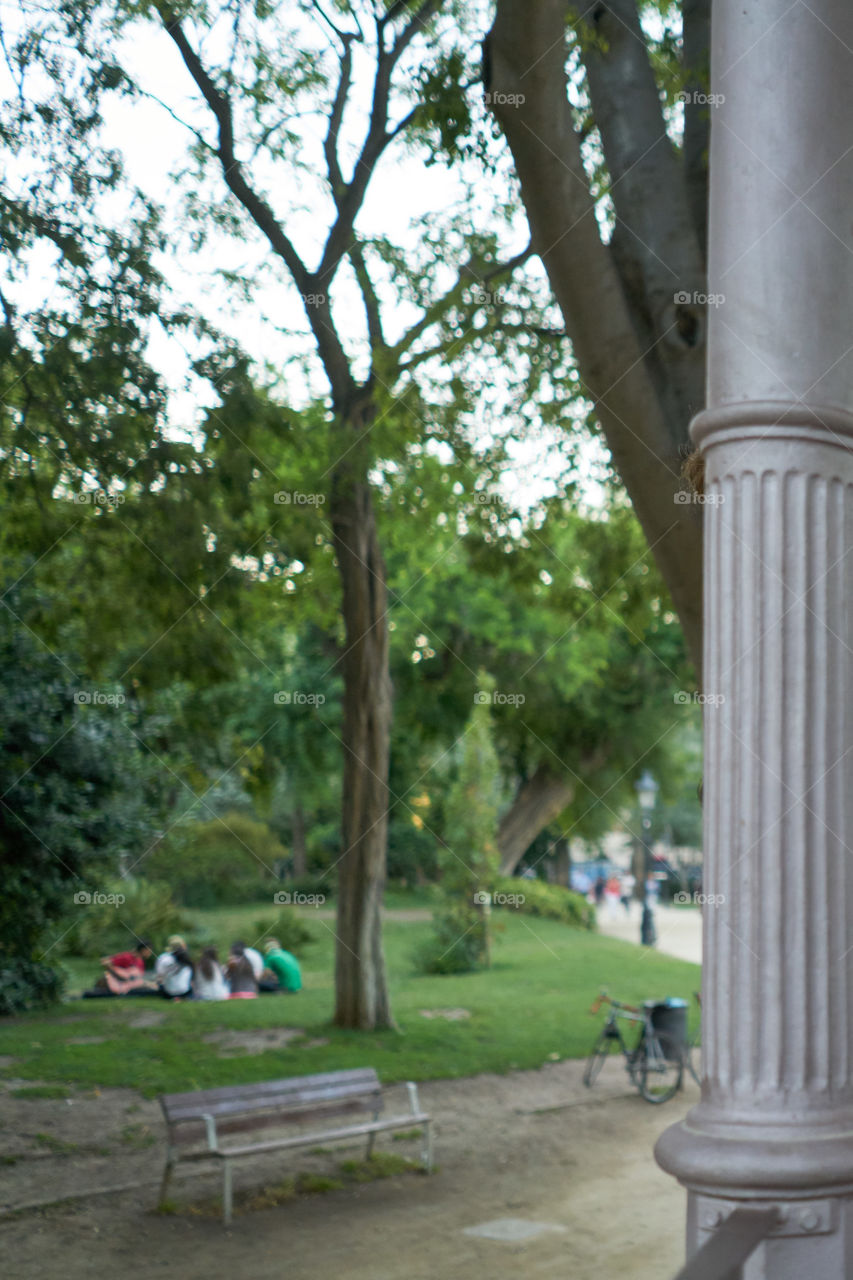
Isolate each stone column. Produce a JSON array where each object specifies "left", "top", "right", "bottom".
[{"left": 655, "top": 2, "right": 853, "bottom": 1274}]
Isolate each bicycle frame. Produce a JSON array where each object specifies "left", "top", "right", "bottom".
[{"left": 585, "top": 990, "right": 684, "bottom": 1103}]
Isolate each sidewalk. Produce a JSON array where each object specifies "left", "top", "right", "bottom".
[{"left": 596, "top": 902, "right": 702, "bottom": 966}]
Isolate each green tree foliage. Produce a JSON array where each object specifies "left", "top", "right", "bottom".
[
  {"left": 0, "top": 586, "right": 160, "bottom": 1011},
  {"left": 145, "top": 809, "right": 287, "bottom": 907}
]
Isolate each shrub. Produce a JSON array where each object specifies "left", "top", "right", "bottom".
[
  {"left": 0, "top": 959, "right": 64, "bottom": 1016},
  {"left": 145, "top": 812, "right": 287, "bottom": 907},
  {"left": 493, "top": 876, "right": 596, "bottom": 930},
  {"left": 250, "top": 912, "right": 317, "bottom": 955},
  {"left": 60, "top": 878, "right": 194, "bottom": 959},
  {"left": 416, "top": 903, "right": 490, "bottom": 974}
]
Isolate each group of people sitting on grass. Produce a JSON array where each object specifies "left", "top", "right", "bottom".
[{"left": 84, "top": 936, "right": 302, "bottom": 1000}]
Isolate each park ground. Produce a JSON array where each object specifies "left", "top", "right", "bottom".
[{"left": 1, "top": 903, "right": 702, "bottom": 1279}]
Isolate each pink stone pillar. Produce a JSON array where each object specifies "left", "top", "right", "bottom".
[{"left": 655, "top": 2, "right": 853, "bottom": 1273}]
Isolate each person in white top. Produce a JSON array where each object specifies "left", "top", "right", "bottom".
[
  {"left": 193, "top": 947, "right": 229, "bottom": 1000},
  {"left": 155, "top": 935, "right": 194, "bottom": 999}
]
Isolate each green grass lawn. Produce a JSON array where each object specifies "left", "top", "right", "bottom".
[{"left": 2, "top": 908, "right": 699, "bottom": 1097}]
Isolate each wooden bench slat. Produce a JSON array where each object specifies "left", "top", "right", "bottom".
[
  {"left": 218, "top": 1112, "right": 431, "bottom": 1159},
  {"left": 161, "top": 1069, "right": 378, "bottom": 1114},
  {"left": 165, "top": 1084, "right": 383, "bottom": 1124},
  {"left": 168, "top": 1098, "right": 380, "bottom": 1146}
]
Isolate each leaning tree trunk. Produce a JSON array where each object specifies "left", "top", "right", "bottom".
[
  {"left": 497, "top": 764, "right": 576, "bottom": 874},
  {"left": 330, "top": 452, "right": 394, "bottom": 1030},
  {"left": 486, "top": 0, "right": 709, "bottom": 679}
]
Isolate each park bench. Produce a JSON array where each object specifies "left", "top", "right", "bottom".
[{"left": 159, "top": 1067, "right": 433, "bottom": 1224}]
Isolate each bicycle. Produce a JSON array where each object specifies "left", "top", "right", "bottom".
[{"left": 583, "top": 990, "right": 684, "bottom": 1103}]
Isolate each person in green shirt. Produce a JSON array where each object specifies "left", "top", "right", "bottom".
[{"left": 262, "top": 939, "right": 302, "bottom": 992}]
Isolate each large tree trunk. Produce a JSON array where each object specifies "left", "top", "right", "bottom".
[
  {"left": 498, "top": 764, "right": 575, "bottom": 874},
  {"left": 330, "top": 449, "right": 394, "bottom": 1030},
  {"left": 486, "top": 0, "right": 708, "bottom": 679}
]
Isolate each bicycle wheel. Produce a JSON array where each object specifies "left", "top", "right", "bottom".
[
  {"left": 583, "top": 1026, "right": 622, "bottom": 1087},
  {"left": 633, "top": 1030, "right": 683, "bottom": 1103}
]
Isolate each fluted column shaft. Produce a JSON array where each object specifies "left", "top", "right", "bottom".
[{"left": 656, "top": 1, "right": 853, "bottom": 1273}]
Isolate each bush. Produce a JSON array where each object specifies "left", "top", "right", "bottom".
[
  {"left": 145, "top": 812, "right": 287, "bottom": 907},
  {"left": 250, "top": 912, "right": 317, "bottom": 954},
  {"left": 416, "top": 902, "right": 490, "bottom": 974},
  {"left": 494, "top": 877, "right": 596, "bottom": 930},
  {"left": 0, "top": 959, "right": 64, "bottom": 1016},
  {"left": 60, "top": 878, "right": 193, "bottom": 959}
]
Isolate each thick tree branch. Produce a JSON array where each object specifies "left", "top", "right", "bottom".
[
  {"left": 581, "top": 0, "right": 706, "bottom": 417},
  {"left": 486, "top": 0, "right": 703, "bottom": 675},
  {"left": 682, "top": 0, "right": 711, "bottom": 261}
]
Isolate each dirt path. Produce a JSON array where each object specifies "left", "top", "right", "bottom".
[{"left": 0, "top": 1056, "right": 696, "bottom": 1280}]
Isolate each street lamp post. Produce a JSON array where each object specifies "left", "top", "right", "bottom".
[{"left": 635, "top": 770, "right": 658, "bottom": 947}]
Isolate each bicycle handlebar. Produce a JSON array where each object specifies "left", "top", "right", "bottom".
[{"left": 589, "top": 990, "right": 641, "bottom": 1015}]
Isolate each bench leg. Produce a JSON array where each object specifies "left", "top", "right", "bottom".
[
  {"left": 365, "top": 1131, "right": 376, "bottom": 1161},
  {"left": 159, "top": 1150, "right": 175, "bottom": 1206},
  {"left": 223, "top": 1159, "right": 234, "bottom": 1226},
  {"left": 422, "top": 1121, "right": 433, "bottom": 1174}
]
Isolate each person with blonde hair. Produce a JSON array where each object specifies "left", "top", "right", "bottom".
[
  {"left": 155, "top": 935, "right": 194, "bottom": 999},
  {"left": 261, "top": 939, "right": 302, "bottom": 993}
]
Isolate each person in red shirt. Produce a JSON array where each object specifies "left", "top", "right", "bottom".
[{"left": 98, "top": 941, "right": 154, "bottom": 993}]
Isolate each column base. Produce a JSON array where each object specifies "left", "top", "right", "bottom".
[{"left": 657, "top": 1104, "right": 853, "bottom": 1196}]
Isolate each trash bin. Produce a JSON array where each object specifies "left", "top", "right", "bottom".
[{"left": 645, "top": 997, "right": 688, "bottom": 1050}]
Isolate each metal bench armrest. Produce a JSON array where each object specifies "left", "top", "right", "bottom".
[{"left": 201, "top": 1113, "right": 219, "bottom": 1152}]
